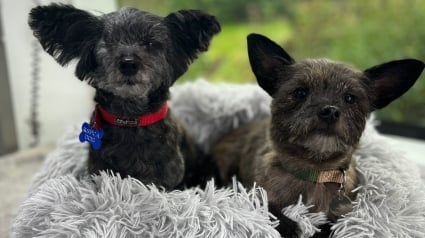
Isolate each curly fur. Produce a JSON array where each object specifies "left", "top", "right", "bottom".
[{"left": 28, "top": 4, "right": 221, "bottom": 189}]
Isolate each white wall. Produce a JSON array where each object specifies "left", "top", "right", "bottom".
[{"left": 1, "top": 0, "right": 117, "bottom": 149}]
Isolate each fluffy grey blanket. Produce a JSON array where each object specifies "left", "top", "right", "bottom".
[{"left": 11, "top": 80, "right": 425, "bottom": 237}]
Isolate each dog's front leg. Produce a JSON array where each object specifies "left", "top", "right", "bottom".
[
  {"left": 312, "top": 223, "right": 331, "bottom": 238},
  {"left": 268, "top": 203, "right": 300, "bottom": 238}
]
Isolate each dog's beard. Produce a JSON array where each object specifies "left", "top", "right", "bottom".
[
  {"left": 298, "top": 134, "right": 349, "bottom": 154},
  {"left": 93, "top": 72, "right": 154, "bottom": 99},
  {"left": 113, "top": 82, "right": 152, "bottom": 98},
  {"left": 282, "top": 118, "right": 355, "bottom": 155}
]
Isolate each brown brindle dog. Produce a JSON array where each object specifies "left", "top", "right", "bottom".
[{"left": 211, "top": 33, "right": 424, "bottom": 237}]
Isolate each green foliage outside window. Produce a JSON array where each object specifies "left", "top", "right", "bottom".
[{"left": 119, "top": 0, "right": 425, "bottom": 127}]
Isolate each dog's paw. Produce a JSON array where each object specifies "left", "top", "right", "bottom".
[
  {"left": 275, "top": 215, "right": 301, "bottom": 238},
  {"left": 311, "top": 223, "right": 331, "bottom": 238}
]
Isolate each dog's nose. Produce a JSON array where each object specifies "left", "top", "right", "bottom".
[
  {"left": 318, "top": 105, "right": 340, "bottom": 124},
  {"left": 119, "top": 58, "right": 139, "bottom": 76}
]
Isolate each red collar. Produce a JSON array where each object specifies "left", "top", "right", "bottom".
[{"left": 93, "top": 102, "right": 168, "bottom": 129}]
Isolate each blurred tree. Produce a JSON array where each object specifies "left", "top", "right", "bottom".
[
  {"left": 118, "top": 0, "right": 425, "bottom": 127},
  {"left": 287, "top": 0, "right": 425, "bottom": 126},
  {"left": 119, "top": 0, "right": 294, "bottom": 23}
]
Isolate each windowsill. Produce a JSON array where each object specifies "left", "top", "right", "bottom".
[{"left": 383, "top": 134, "right": 425, "bottom": 165}]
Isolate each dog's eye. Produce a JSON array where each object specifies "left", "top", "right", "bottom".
[
  {"left": 344, "top": 94, "right": 356, "bottom": 104},
  {"left": 142, "top": 41, "right": 162, "bottom": 51},
  {"left": 140, "top": 41, "right": 154, "bottom": 48},
  {"left": 293, "top": 87, "right": 308, "bottom": 99}
]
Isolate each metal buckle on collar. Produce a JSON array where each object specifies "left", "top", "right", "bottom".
[{"left": 115, "top": 118, "right": 140, "bottom": 127}]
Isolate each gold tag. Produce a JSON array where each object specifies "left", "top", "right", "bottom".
[{"left": 329, "top": 194, "right": 353, "bottom": 217}]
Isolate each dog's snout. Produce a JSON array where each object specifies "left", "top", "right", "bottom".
[
  {"left": 119, "top": 58, "right": 139, "bottom": 76},
  {"left": 318, "top": 105, "right": 340, "bottom": 124}
]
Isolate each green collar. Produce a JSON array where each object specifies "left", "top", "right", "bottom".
[{"left": 284, "top": 167, "right": 346, "bottom": 184}]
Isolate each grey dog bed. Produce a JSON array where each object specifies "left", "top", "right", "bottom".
[{"left": 11, "top": 80, "right": 425, "bottom": 237}]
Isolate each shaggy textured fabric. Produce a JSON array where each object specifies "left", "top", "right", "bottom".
[{"left": 11, "top": 80, "right": 425, "bottom": 237}]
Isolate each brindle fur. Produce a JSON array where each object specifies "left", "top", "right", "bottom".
[
  {"left": 212, "top": 34, "right": 424, "bottom": 237},
  {"left": 28, "top": 4, "right": 221, "bottom": 190}
]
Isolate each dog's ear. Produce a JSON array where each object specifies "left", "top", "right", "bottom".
[
  {"left": 364, "top": 59, "right": 424, "bottom": 109},
  {"left": 165, "top": 10, "right": 221, "bottom": 78},
  {"left": 28, "top": 4, "right": 103, "bottom": 80},
  {"left": 247, "top": 33, "right": 295, "bottom": 96}
]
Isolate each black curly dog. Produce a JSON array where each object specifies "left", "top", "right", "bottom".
[{"left": 29, "top": 4, "right": 220, "bottom": 189}]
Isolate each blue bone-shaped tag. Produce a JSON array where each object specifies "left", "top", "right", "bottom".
[{"left": 79, "top": 122, "right": 104, "bottom": 150}]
